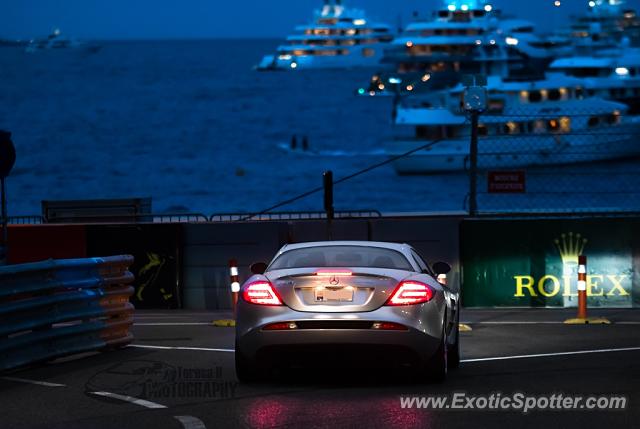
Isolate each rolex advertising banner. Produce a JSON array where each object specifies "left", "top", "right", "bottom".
[{"left": 461, "top": 218, "right": 640, "bottom": 308}]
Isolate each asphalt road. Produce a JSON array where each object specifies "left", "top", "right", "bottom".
[{"left": 1, "top": 308, "right": 639, "bottom": 429}]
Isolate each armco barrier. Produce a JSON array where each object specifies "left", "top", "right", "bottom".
[{"left": 0, "top": 255, "right": 135, "bottom": 371}]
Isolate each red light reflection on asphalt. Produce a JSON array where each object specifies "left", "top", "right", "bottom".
[{"left": 244, "top": 395, "right": 431, "bottom": 428}]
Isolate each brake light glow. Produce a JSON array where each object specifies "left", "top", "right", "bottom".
[
  {"left": 315, "top": 269, "right": 353, "bottom": 276},
  {"left": 386, "top": 281, "right": 434, "bottom": 306},
  {"left": 242, "top": 281, "right": 283, "bottom": 306}
]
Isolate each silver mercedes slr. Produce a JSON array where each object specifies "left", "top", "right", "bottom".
[{"left": 235, "top": 241, "right": 460, "bottom": 382}]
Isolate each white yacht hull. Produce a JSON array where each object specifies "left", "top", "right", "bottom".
[
  {"left": 390, "top": 121, "right": 640, "bottom": 174},
  {"left": 257, "top": 45, "right": 385, "bottom": 71}
]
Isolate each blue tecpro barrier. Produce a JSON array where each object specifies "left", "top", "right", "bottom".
[{"left": 0, "top": 256, "right": 135, "bottom": 371}]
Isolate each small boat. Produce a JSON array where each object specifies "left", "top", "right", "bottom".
[
  {"left": 387, "top": 75, "right": 640, "bottom": 173},
  {"left": 25, "top": 29, "right": 100, "bottom": 53},
  {"left": 256, "top": 0, "right": 394, "bottom": 71},
  {"left": 0, "top": 38, "right": 28, "bottom": 47}
]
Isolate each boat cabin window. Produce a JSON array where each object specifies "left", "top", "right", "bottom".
[
  {"left": 528, "top": 91, "right": 543, "bottom": 103},
  {"left": 547, "top": 89, "right": 562, "bottom": 101},
  {"left": 472, "top": 10, "right": 486, "bottom": 18},
  {"left": 503, "top": 122, "right": 519, "bottom": 134},
  {"left": 362, "top": 48, "right": 375, "bottom": 57},
  {"left": 488, "top": 98, "right": 505, "bottom": 112},
  {"left": 588, "top": 116, "right": 600, "bottom": 127},
  {"left": 451, "top": 11, "right": 471, "bottom": 23},
  {"left": 606, "top": 113, "right": 621, "bottom": 125},
  {"left": 478, "top": 124, "right": 488, "bottom": 136},
  {"left": 416, "top": 126, "right": 445, "bottom": 140}
]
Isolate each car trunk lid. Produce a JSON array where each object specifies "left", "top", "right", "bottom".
[{"left": 266, "top": 268, "right": 409, "bottom": 313}]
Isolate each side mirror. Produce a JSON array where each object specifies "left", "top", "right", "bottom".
[
  {"left": 432, "top": 262, "right": 451, "bottom": 276},
  {"left": 250, "top": 262, "right": 268, "bottom": 275}
]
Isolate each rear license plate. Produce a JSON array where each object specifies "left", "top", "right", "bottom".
[{"left": 314, "top": 287, "right": 353, "bottom": 302}]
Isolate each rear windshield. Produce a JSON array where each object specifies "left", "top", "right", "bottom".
[{"left": 269, "top": 246, "right": 413, "bottom": 271}]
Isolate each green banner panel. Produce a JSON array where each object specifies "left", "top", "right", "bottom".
[{"left": 461, "top": 218, "right": 639, "bottom": 308}]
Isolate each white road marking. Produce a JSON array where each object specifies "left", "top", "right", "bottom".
[
  {"left": 461, "top": 321, "right": 563, "bottom": 325},
  {"left": 461, "top": 346, "right": 640, "bottom": 363},
  {"left": 461, "top": 321, "right": 640, "bottom": 325},
  {"left": 1, "top": 377, "right": 66, "bottom": 387},
  {"left": 134, "top": 323, "right": 212, "bottom": 326},
  {"left": 128, "top": 344, "right": 235, "bottom": 353},
  {"left": 89, "top": 391, "right": 167, "bottom": 409},
  {"left": 174, "top": 415, "right": 207, "bottom": 429}
]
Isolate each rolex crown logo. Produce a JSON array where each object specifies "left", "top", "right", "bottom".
[{"left": 554, "top": 232, "right": 587, "bottom": 266}]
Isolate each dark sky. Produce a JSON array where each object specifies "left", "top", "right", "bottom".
[{"left": 2, "top": 0, "right": 640, "bottom": 40}]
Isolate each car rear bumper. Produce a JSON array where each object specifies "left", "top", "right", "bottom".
[{"left": 235, "top": 301, "right": 444, "bottom": 366}]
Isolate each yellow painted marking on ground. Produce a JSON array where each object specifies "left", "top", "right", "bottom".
[
  {"left": 564, "top": 317, "right": 611, "bottom": 325},
  {"left": 212, "top": 319, "right": 236, "bottom": 327}
]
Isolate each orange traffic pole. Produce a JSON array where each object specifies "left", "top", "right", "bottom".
[
  {"left": 577, "top": 255, "right": 587, "bottom": 319},
  {"left": 229, "top": 259, "right": 240, "bottom": 316}
]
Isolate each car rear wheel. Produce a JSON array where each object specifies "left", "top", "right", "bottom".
[
  {"left": 424, "top": 325, "right": 448, "bottom": 383},
  {"left": 235, "top": 342, "right": 261, "bottom": 383},
  {"left": 447, "top": 308, "right": 461, "bottom": 369}
]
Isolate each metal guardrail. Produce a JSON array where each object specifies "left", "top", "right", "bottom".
[
  {"left": 0, "top": 255, "right": 135, "bottom": 371},
  {"left": 7, "top": 216, "right": 44, "bottom": 225},
  {"left": 210, "top": 210, "right": 383, "bottom": 222},
  {"left": 4, "top": 211, "right": 383, "bottom": 224}
]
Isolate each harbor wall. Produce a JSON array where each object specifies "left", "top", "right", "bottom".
[{"left": 2, "top": 215, "right": 638, "bottom": 309}]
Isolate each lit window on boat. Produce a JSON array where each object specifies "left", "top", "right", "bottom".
[
  {"left": 503, "top": 122, "right": 519, "bottom": 134},
  {"left": 607, "top": 111, "right": 621, "bottom": 125},
  {"left": 560, "top": 117, "right": 571, "bottom": 132},
  {"left": 548, "top": 119, "right": 559, "bottom": 132}
]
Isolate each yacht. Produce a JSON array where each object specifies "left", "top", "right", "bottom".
[
  {"left": 359, "top": 0, "right": 561, "bottom": 97},
  {"left": 564, "top": 0, "right": 640, "bottom": 52},
  {"left": 256, "top": 0, "right": 394, "bottom": 71},
  {"left": 386, "top": 75, "right": 640, "bottom": 174},
  {"left": 0, "top": 38, "right": 28, "bottom": 47},
  {"left": 24, "top": 29, "right": 100, "bottom": 53},
  {"left": 549, "top": 46, "right": 640, "bottom": 113}
]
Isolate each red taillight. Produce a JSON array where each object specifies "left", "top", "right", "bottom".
[
  {"left": 386, "top": 281, "right": 434, "bottom": 306},
  {"left": 263, "top": 322, "right": 297, "bottom": 330},
  {"left": 371, "top": 322, "right": 408, "bottom": 330},
  {"left": 242, "top": 281, "right": 283, "bottom": 306}
]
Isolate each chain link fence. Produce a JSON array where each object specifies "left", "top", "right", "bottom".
[{"left": 471, "top": 108, "right": 640, "bottom": 214}]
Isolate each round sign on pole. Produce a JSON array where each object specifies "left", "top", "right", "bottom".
[{"left": 0, "top": 130, "right": 16, "bottom": 179}]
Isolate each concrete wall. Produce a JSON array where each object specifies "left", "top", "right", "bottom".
[{"left": 182, "top": 222, "right": 289, "bottom": 310}]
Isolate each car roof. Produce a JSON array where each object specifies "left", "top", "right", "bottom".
[{"left": 278, "top": 241, "right": 411, "bottom": 254}]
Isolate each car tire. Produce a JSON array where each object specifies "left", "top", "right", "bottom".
[
  {"left": 235, "top": 342, "right": 260, "bottom": 383},
  {"left": 447, "top": 321, "right": 461, "bottom": 370},
  {"left": 424, "top": 325, "right": 448, "bottom": 383}
]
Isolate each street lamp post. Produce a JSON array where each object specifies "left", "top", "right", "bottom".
[{"left": 462, "top": 75, "right": 487, "bottom": 217}]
